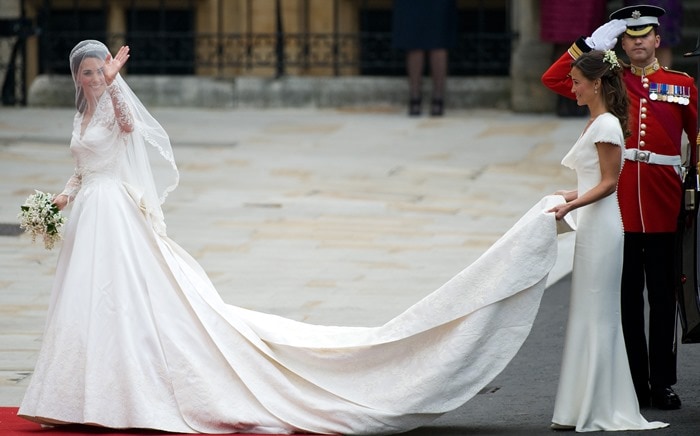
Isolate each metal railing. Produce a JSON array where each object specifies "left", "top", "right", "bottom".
[
  {"left": 36, "top": 30, "right": 512, "bottom": 78},
  {"left": 2, "top": 0, "right": 514, "bottom": 105},
  {"left": 1, "top": 17, "right": 35, "bottom": 105}
]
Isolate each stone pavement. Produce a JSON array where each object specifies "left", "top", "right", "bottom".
[{"left": 0, "top": 107, "right": 698, "bottom": 434}]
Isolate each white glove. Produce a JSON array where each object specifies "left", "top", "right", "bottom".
[{"left": 584, "top": 19, "right": 627, "bottom": 50}]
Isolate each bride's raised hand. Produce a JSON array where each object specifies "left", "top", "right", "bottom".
[{"left": 103, "top": 45, "right": 130, "bottom": 86}]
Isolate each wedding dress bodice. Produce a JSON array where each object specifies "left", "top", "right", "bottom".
[{"left": 70, "top": 93, "right": 127, "bottom": 184}]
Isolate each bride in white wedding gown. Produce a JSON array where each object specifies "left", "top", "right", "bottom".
[{"left": 17, "top": 41, "right": 661, "bottom": 434}]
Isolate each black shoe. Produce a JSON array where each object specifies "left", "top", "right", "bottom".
[
  {"left": 650, "top": 387, "right": 681, "bottom": 410},
  {"left": 408, "top": 98, "right": 421, "bottom": 116},
  {"left": 430, "top": 99, "right": 444, "bottom": 116}
]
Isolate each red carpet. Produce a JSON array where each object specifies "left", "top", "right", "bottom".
[{"left": 0, "top": 408, "right": 327, "bottom": 435}]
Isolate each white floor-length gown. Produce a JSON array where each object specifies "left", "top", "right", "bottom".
[{"left": 550, "top": 113, "right": 667, "bottom": 432}]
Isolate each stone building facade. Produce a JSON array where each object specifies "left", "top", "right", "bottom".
[{"left": 1, "top": 0, "right": 698, "bottom": 111}]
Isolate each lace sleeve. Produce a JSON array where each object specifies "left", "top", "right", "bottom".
[
  {"left": 59, "top": 171, "right": 82, "bottom": 202},
  {"left": 107, "top": 82, "right": 135, "bottom": 133}
]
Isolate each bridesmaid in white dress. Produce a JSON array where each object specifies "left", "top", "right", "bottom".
[{"left": 543, "top": 50, "right": 667, "bottom": 431}]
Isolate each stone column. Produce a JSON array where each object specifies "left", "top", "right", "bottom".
[
  {"left": 0, "top": 0, "right": 25, "bottom": 104},
  {"left": 0, "top": 0, "right": 20, "bottom": 19},
  {"left": 0, "top": 0, "right": 21, "bottom": 85},
  {"left": 510, "top": 0, "right": 555, "bottom": 113}
]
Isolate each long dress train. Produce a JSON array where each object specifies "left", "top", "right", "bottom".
[{"left": 17, "top": 99, "right": 571, "bottom": 434}]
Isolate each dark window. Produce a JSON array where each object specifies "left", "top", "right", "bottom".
[
  {"left": 358, "top": 9, "right": 402, "bottom": 76},
  {"left": 37, "top": 9, "right": 106, "bottom": 74},
  {"left": 357, "top": 5, "right": 511, "bottom": 76},
  {"left": 453, "top": 7, "right": 511, "bottom": 76},
  {"left": 126, "top": 9, "right": 195, "bottom": 75}
]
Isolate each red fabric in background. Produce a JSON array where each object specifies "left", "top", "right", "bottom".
[
  {"left": 0, "top": 407, "right": 329, "bottom": 436},
  {"left": 540, "top": 0, "right": 607, "bottom": 43}
]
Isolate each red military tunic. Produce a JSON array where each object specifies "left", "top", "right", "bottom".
[{"left": 542, "top": 39, "right": 697, "bottom": 233}]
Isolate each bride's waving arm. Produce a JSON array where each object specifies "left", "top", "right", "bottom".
[{"left": 104, "top": 46, "right": 134, "bottom": 133}]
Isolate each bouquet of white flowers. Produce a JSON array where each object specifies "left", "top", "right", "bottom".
[{"left": 18, "top": 190, "right": 67, "bottom": 250}]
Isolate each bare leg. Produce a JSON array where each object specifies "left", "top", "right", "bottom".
[
  {"left": 429, "top": 49, "right": 448, "bottom": 116},
  {"left": 406, "top": 50, "right": 425, "bottom": 115}
]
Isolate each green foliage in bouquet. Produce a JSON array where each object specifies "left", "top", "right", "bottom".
[{"left": 18, "top": 190, "right": 67, "bottom": 250}]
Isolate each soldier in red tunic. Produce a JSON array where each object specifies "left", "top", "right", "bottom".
[{"left": 541, "top": 5, "right": 697, "bottom": 410}]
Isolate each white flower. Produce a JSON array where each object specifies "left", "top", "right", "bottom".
[
  {"left": 17, "top": 190, "right": 67, "bottom": 250},
  {"left": 603, "top": 50, "right": 620, "bottom": 70}
]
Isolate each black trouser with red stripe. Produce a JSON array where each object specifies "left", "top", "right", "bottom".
[{"left": 621, "top": 232, "right": 678, "bottom": 402}]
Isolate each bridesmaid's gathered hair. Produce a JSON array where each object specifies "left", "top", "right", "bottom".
[{"left": 572, "top": 50, "right": 631, "bottom": 138}]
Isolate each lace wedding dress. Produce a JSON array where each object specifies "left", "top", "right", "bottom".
[
  {"left": 550, "top": 113, "right": 666, "bottom": 432},
  {"left": 17, "top": 93, "right": 574, "bottom": 434}
]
